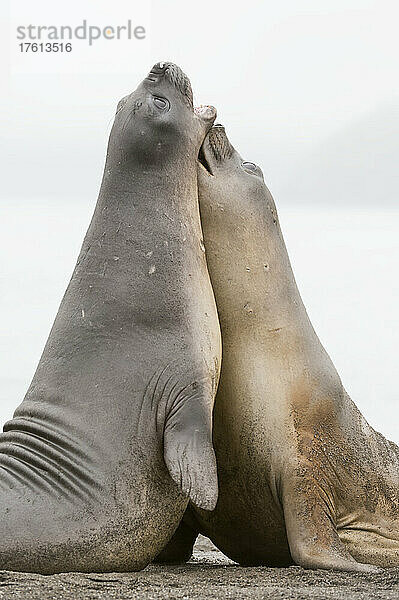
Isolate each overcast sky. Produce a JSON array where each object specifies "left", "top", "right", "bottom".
[
  {"left": 0, "top": 0, "right": 398, "bottom": 206},
  {"left": 0, "top": 1, "right": 398, "bottom": 440}
]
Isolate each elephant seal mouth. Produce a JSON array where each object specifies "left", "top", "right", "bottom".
[
  {"left": 198, "top": 144, "right": 213, "bottom": 175},
  {"left": 146, "top": 62, "right": 194, "bottom": 108}
]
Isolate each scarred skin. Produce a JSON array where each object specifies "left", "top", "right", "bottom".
[
  {"left": 0, "top": 63, "right": 221, "bottom": 574},
  {"left": 157, "top": 125, "right": 399, "bottom": 572}
]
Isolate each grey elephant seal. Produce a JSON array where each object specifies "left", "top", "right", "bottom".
[
  {"left": 0, "top": 63, "right": 221, "bottom": 574},
  {"left": 158, "top": 125, "right": 399, "bottom": 571}
]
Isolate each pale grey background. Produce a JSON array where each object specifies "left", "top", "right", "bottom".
[{"left": 0, "top": 1, "right": 398, "bottom": 440}]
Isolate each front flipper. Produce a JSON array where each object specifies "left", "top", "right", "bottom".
[
  {"left": 282, "top": 460, "right": 380, "bottom": 573},
  {"left": 163, "top": 380, "right": 218, "bottom": 511},
  {"left": 155, "top": 510, "right": 199, "bottom": 564}
]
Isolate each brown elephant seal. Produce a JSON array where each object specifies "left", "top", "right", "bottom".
[
  {"left": 0, "top": 62, "right": 221, "bottom": 574},
  {"left": 158, "top": 125, "right": 399, "bottom": 572}
]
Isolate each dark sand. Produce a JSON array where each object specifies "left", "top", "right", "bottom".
[{"left": 0, "top": 536, "right": 398, "bottom": 599}]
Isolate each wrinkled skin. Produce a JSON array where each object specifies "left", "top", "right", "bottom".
[
  {"left": 0, "top": 63, "right": 221, "bottom": 574},
  {"left": 157, "top": 125, "right": 399, "bottom": 572}
]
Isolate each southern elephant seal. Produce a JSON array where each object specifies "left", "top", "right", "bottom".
[
  {"left": 158, "top": 125, "right": 399, "bottom": 571},
  {"left": 0, "top": 63, "right": 221, "bottom": 573}
]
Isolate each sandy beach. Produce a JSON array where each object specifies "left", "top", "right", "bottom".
[{"left": 0, "top": 536, "right": 398, "bottom": 599}]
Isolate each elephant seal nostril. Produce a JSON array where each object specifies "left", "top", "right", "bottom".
[{"left": 147, "top": 62, "right": 194, "bottom": 108}]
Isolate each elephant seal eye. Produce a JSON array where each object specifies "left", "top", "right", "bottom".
[
  {"left": 153, "top": 96, "right": 170, "bottom": 110},
  {"left": 242, "top": 161, "right": 257, "bottom": 172}
]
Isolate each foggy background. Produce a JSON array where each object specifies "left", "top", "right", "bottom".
[{"left": 0, "top": 1, "right": 398, "bottom": 440}]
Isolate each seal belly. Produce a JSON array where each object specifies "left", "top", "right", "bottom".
[
  {"left": 196, "top": 469, "right": 292, "bottom": 566},
  {"left": 193, "top": 340, "right": 293, "bottom": 566}
]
